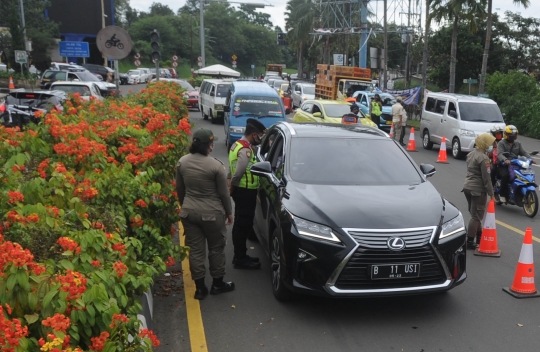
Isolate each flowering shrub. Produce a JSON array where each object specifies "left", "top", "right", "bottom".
[{"left": 0, "top": 81, "right": 191, "bottom": 351}]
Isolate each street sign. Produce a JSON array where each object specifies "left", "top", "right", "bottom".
[
  {"left": 232, "top": 54, "right": 237, "bottom": 61},
  {"left": 232, "top": 60, "right": 237, "bottom": 65},
  {"left": 14, "top": 50, "right": 27, "bottom": 64},
  {"left": 172, "top": 55, "right": 178, "bottom": 61},
  {"left": 134, "top": 53, "right": 141, "bottom": 59},
  {"left": 478, "top": 93, "right": 489, "bottom": 98},
  {"left": 96, "top": 26, "right": 133, "bottom": 60},
  {"left": 134, "top": 60, "right": 141, "bottom": 67},
  {"left": 463, "top": 78, "right": 478, "bottom": 84},
  {"left": 232, "top": 64, "right": 237, "bottom": 68},
  {"left": 172, "top": 62, "right": 178, "bottom": 67},
  {"left": 198, "top": 62, "right": 203, "bottom": 67},
  {"left": 197, "top": 56, "right": 202, "bottom": 62},
  {"left": 59, "top": 41, "right": 90, "bottom": 58},
  {"left": 251, "top": 64, "right": 255, "bottom": 69}
]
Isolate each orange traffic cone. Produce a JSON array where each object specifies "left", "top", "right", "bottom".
[
  {"left": 406, "top": 127, "right": 417, "bottom": 152},
  {"left": 503, "top": 228, "right": 540, "bottom": 298},
  {"left": 389, "top": 123, "right": 394, "bottom": 138},
  {"left": 8, "top": 76, "right": 15, "bottom": 89},
  {"left": 474, "top": 200, "right": 501, "bottom": 257},
  {"left": 436, "top": 136, "right": 449, "bottom": 163}
]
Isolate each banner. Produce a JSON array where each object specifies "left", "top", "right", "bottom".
[{"left": 385, "top": 86, "right": 422, "bottom": 105}]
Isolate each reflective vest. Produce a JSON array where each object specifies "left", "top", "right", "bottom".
[
  {"left": 341, "top": 113, "right": 359, "bottom": 125},
  {"left": 371, "top": 101, "right": 381, "bottom": 116},
  {"left": 229, "top": 140, "right": 259, "bottom": 189}
]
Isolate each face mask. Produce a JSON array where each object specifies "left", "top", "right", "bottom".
[
  {"left": 507, "top": 136, "right": 515, "bottom": 143},
  {"left": 253, "top": 134, "right": 263, "bottom": 146},
  {"left": 487, "top": 146, "right": 493, "bottom": 153}
]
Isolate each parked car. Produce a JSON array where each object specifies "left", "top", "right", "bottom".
[
  {"left": 353, "top": 91, "right": 396, "bottom": 131},
  {"left": 50, "top": 62, "right": 85, "bottom": 71},
  {"left": 272, "top": 80, "right": 288, "bottom": 93},
  {"left": 119, "top": 73, "right": 129, "bottom": 85},
  {"left": 291, "top": 83, "right": 315, "bottom": 108},
  {"left": 249, "top": 122, "right": 467, "bottom": 300},
  {"left": 149, "top": 78, "right": 199, "bottom": 110},
  {"left": 420, "top": 93, "right": 506, "bottom": 159},
  {"left": 50, "top": 81, "right": 103, "bottom": 101},
  {"left": 267, "top": 78, "right": 276, "bottom": 88},
  {"left": 127, "top": 70, "right": 143, "bottom": 84},
  {"left": 0, "top": 89, "right": 67, "bottom": 128},
  {"left": 223, "top": 81, "right": 286, "bottom": 147},
  {"left": 41, "top": 69, "right": 116, "bottom": 96},
  {"left": 137, "top": 68, "right": 152, "bottom": 83},
  {"left": 199, "top": 79, "right": 233, "bottom": 124},
  {"left": 293, "top": 100, "right": 377, "bottom": 128}
]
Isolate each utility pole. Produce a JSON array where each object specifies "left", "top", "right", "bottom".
[
  {"left": 101, "top": 0, "right": 107, "bottom": 66},
  {"left": 383, "top": 0, "right": 388, "bottom": 89},
  {"left": 422, "top": 0, "right": 430, "bottom": 91},
  {"left": 199, "top": 0, "right": 205, "bottom": 68},
  {"left": 359, "top": 0, "right": 368, "bottom": 68},
  {"left": 190, "top": 16, "right": 193, "bottom": 71},
  {"left": 405, "top": 0, "right": 411, "bottom": 87},
  {"left": 18, "top": 0, "right": 28, "bottom": 73}
]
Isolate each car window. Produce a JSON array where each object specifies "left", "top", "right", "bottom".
[
  {"left": 425, "top": 97, "right": 436, "bottom": 112},
  {"left": 434, "top": 100, "right": 446, "bottom": 114},
  {"left": 92, "top": 84, "right": 101, "bottom": 96},
  {"left": 67, "top": 73, "right": 78, "bottom": 81},
  {"left": 301, "top": 103, "right": 314, "bottom": 112},
  {"left": 458, "top": 102, "right": 504, "bottom": 123},
  {"left": 232, "top": 95, "right": 283, "bottom": 117},
  {"left": 303, "top": 86, "right": 315, "bottom": 95},
  {"left": 322, "top": 104, "right": 351, "bottom": 118},
  {"left": 447, "top": 102, "right": 457, "bottom": 118},
  {"left": 295, "top": 85, "right": 301, "bottom": 93},
  {"left": 217, "top": 84, "right": 230, "bottom": 97},
  {"left": 260, "top": 130, "right": 280, "bottom": 160},
  {"left": 173, "top": 80, "right": 194, "bottom": 90},
  {"left": 312, "top": 103, "right": 322, "bottom": 114},
  {"left": 268, "top": 134, "right": 284, "bottom": 175},
  {"left": 53, "top": 84, "right": 90, "bottom": 95},
  {"left": 379, "top": 93, "right": 397, "bottom": 107},
  {"left": 289, "top": 138, "right": 422, "bottom": 185},
  {"left": 210, "top": 85, "right": 215, "bottom": 95}
]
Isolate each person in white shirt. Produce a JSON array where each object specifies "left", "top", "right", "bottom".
[{"left": 391, "top": 96, "right": 406, "bottom": 146}]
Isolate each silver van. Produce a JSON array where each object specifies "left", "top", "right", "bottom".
[
  {"left": 420, "top": 93, "right": 505, "bottom": 159},
  {"left": 198, "top": 79, "right": 233, "bottom": 124}
]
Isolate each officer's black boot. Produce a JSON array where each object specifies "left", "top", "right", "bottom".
[
  {"left": 234, "top": 255, "right": 261, "bottom": 269},
  {"left": 466, "top": 237, "right": 477, "bottom": 250},
  {"left": 476, "top": 232, "right": 482, "bottom": 248},
  {"left": 210, "top": 277, "right": 235, "bottom": 295},
  {"left": 194, "top": 278, "right": 208, "bottom": 300},
  {"left": 232, "top": 254, "right": 260, "bottom": 264}
]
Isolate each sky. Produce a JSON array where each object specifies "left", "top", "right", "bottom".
[{"left": 129, "top": 0, "right": 540, "bottom": 34}]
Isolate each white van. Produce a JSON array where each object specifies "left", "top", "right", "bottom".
[
  {"left": 198, "top": 79, "right": 233, "bottom": 124},
  {"left": 420, "top": 93, "right": 505, "bottom": 159}
]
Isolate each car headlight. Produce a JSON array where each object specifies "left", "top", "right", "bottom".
[
  {"left": 183, "top": 94, "right": 189, "bottom": 99},
  {"left": 440, "top": 212, "right": 465, "bottom": 239},
  {"left": 302, "top": 95, "right": 307, "bottom": 100},
  {"left": 229, "top": 126, "right": 245, "bottom": 134},
  {"left": 459, "top": 129, "right": 475, "bottom": 137},
  {"left": 291, "top": 215, "right": 341, "bottom": 243}
]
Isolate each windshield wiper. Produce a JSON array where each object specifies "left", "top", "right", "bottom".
[{"left": 256, "top": 115, "right": 283, "bottom": 118}]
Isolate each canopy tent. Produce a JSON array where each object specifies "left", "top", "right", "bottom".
[{"left": 194, "top": 64, "right": 240, "bottom": 78}]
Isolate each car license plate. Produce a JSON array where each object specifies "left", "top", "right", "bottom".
[
  {"left": 371, "top": 263, "right": 420, "bottom": 279},
  {"left": 386, "top": 120, "right": 392, "bottom": 125}
]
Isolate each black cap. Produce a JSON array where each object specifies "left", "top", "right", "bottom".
[
  {"left": 246, "top": 118, "right": 267, "bottom": 134},
  {"left": 193, "top": 128, "right": 217, "bottom": 143}
]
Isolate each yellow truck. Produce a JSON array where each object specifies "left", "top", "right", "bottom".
[
  {"left": 315, "top": 65, "right": 373, "bottom": 101},
  {"left": 266, "top": 64, "right": 284, "bottom": 77}
]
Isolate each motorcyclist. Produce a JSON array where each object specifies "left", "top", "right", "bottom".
[
  {"left": 497, "top": 125, "right": 535, "bottom": 203},
  {"left": 342, "top": 103, "right": 361, "bottom": 125},
  {"left": 488, "top": 126, "right": 504, "bottom": 187}
]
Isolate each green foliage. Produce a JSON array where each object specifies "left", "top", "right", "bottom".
[{"left": 486, "top": 70, "right": 540, "bottom": 137}]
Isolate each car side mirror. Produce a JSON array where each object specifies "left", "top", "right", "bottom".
[
  {"left": 448, "top": 110, "right": 457, "bottom": 118},
  {"left": 420, "top": 163, "right": 436, "bottom": 178},
  {"left": 313, "top": 112, "right": 322, "bottom": 118},
  {"left": 531, "top": 151, "right": 539, "bottom": 156},
  {"left": 210, "top": 92, "right": 215, "bottom": 97},
  {"left": 224, "top": 106, "right": 230, "bottom": 112},
  {"left": 250, "top": 161, "right": 272, "bottom": 176}
]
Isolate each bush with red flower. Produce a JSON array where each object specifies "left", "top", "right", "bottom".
[{"left": 0, "top": 82, "right": 191, "bottom": 351}]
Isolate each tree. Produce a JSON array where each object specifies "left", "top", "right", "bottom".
[
  {"left": 238, "top": 5, "right": 273, "bottom": 28},
  {"left": 285, "top": 0, "right": 317, "bottom": 75},
  {"left": 149, "top": 2, "right": 175, "bottom": 16},
  {"left": 479, "top": 0, "right": 529, "bottom": 94},
  {"left": 422, "top": 0, "right": 431, "bottom": 90}
]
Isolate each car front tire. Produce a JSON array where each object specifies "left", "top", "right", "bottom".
[
  {"left": 422, "top": 129, "right": 434, "bottom": 150},
  {"left": 452, "top": 138, "right": 464, "bottom": 159},
  {"left": 270, "top": 228, "right": 294, "bottom": 302}
]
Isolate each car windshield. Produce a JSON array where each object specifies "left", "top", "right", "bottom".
[
  {"left": 232, "top": 95, "right": 283, "bottom": 117},
  {"left": 171, "top": 80, "right": 194, "bottom": 90},
  {"left": 53, "top": 85, "right": 92, "bottom": 96},
  {"left": 303, "top": 86, "right": 315, "bottom": 94},
  {"left": 345, "top": 81, "right": 372, "bottom": 94},
  {"left": 458, "top": 102, "right": 504, "bottom": 122},
  {"left": 217, "top": 84, "right": 230, "bottom": 97},
  {"left": 373, "top": 93, "right": 397, "bottom": 106},
  {"left": 128, "top": 71, "right": 140, "bottom": 76},
  {"left": 322, "top": 104, "right": 352, "bottom": 118},
  {"left": 77, "top": 71, "right": 100, "bottom": 82},
  {"left": 289, "top": 138, "right": 422, "bottom": 185}
]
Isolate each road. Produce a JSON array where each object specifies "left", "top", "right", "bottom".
[{"left": 122, "top": 84, "right": 540, "bottom": 351}]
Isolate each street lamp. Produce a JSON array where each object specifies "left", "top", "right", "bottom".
[{"left": 199, "top": 0, "right": 272, "bottom": 68}]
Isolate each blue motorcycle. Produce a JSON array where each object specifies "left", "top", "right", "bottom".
[{"left": 494, "top": 151, "right": 539, "bottom": 217}]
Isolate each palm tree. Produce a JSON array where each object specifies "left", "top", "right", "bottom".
[
  {"left": 285, "top": 0, "right": 316, "bottom": 76},
  {"left": 478, "top": 0, "right": 530, "bottom": 94},
  {"left": 431, "top": 0, "right": 486, "bottom": 93},
  {"left": 421, "top": 0, "right": 431, "bottom": 91}
]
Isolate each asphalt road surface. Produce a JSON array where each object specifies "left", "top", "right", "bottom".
[{"left": 121, "top": 85, "right": 540, "bottom": 351}]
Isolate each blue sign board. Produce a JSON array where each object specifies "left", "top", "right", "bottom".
[
  {"left": 59, "top": 41, "right": 90, "bottom": 58},
  {"left": 251, "top": 64, "right": 255, "bottom": 69}
]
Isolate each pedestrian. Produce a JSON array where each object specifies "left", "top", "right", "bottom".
[
  {"left": 399, "top": 100, "right": 408, "bottom": 146},
  {"left": 462, "top": 133, "right": 496, "bottom": 249},
  {"left": 341, "top": 103, "right": 361, "bottom": 125},
  {"left": 228, "top": 118, "right": 266, "bottom": 269},
  {"left": 391, "top": 96, "right": 406, "bottom": 146},
  {"left": 488, "top": 126, "right": 504, "bottom": 187},
  {"left": 176, "top": 128, "right": 235, "bottom": 300},
  {"left": 369, "top": 93, "right": 382, "bottom": 127}
]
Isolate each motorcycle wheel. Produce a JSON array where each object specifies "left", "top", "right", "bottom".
[
  {"left": 117, "top": 43, "right": 124, "bottom": 50},
  {"left": 523, "top": 191, "right": 538, "bottom": 218},
  {"left": 105, "top": 41, "right": 112, "bottom": 48}
]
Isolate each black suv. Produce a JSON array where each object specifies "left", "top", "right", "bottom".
[
  {"left": 249, "top": 122, "right": 467, "bottom": 300},
  {"left": 0, "top": 89, "right": 67, "bottom": 128}
]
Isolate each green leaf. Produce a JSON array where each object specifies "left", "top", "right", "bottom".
[
  {"left": 27, "top": 292, "right": 38, "bottom": 310},
  {"left": 6, "top": 273, "right": 17, "bottom": 291},
  {"left": 46, "top": 216, "right": 55, "bottom": 228},
  {"left": 86, "top": 304, "right": 96, "bottom": 318},
  {"left": 59, "top": 259, "right": 74, "bottom": 270},
  {"left": 16, "top": 270, "right": 30, "bottom": 292},
  {"left": 24, "top": 313, "right": 39, "bottom": 324},
  {"left": 42, "top": 288, "right": 58, "bottom": 308}
]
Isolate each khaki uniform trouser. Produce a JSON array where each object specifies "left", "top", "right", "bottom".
[
  {"left": 180, "top": 210, "right": 227, "bottom": 280},
  {"left": 393, "top": 120, "right": 402, "bottom": 142},
  {"left": 463, "top": 189, "right": 487, "bottom": 239}
]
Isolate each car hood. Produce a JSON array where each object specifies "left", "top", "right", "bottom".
[
  {"left": 323, "top": 117, "right": 378, "bottom": 127},
  {"left": 283, "top": 181, "right": 443, "bottom": 229},
  {"left": 95, "top": 82, "right": 116, "bottom": 89}
]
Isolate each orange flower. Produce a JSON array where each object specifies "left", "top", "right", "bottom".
[
  {"left": 112, "top": 261, "right": 128, "bottom": 277},
  {"left": 7, "top": 191, "right": 24, "bottom": 204},
  {"left": 89, "top": 331, "right": 110, "bottom": 351},
  {"left": 42, "top": 313, "right": 71, "bottom": 333},
  {"left": 134, "top": 199, "right": 148, "bottom": 208},
  {"left": 139, "top": 328, "right": 160, "bottom": 347},
  {"left": 165, "top": 256, "right": 176, "bottom": 267}
]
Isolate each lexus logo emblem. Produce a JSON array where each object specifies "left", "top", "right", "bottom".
[{"left": 387, "top": 237, "right": 406, "bottom": 251}]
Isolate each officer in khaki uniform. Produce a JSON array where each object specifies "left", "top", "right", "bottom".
[
  {"left": 462, "top": 133, "right": 496, "bottom": 249},
  {"left": 176, "top": 128, "right": 234, "bottom": 300},
  {"left": 228, "top": 118, "right": 266, "bottom": 269}
]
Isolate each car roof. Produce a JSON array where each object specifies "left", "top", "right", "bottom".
[
  {"left": 304, "top": 99, "right": 350, "bottom": 106},
  {"left": 232, "top": 81, "right": 279, "bottom": 95},
  {"left": 279, "top": 122, "right": 388, "bottom": 139},
  {"left": 51, "top": 81, "right": 95, "bottom": 86},
  {"left": 426, "top": 92, "right": 496, "bottom": 103},
  {"left": 203, "top": 79, "right": 234, "bottom": 84}
]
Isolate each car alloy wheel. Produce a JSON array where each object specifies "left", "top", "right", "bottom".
[
  {"left": 452, "top": 138, "right": 463, "bottom": 159},
  {"left": 270, "top": 228, "right": 293, "bottom": 301},
  {"left": 422, "top": 130, "right": 433, "bottom": 150}
]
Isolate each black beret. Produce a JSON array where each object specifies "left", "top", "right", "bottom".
[{"left": 246, "top": 118, "right": 267, "bottom": 133}]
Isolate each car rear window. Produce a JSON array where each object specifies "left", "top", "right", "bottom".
[
  {"left": 458, "top": 102, "right": 504, "bottom": 123},
  {"left": 7, "top": 92, "right": 60, "bottom": 108},
  {"left": 53, "top": 85, "right": 92, "bottom": 96},
  {"left": 289, "top": 138, "right": 422, "bottom": 185}
]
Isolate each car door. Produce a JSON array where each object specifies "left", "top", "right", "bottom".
[
  {"left": 432, "top": 98, "right": 448, "bottom": 143},
  {"left": 311, "top": 102, "right": 324, "bottom": 122},
  {"left": 443, "top": 101, "right": 459, "bottom": 143},
  {"left": 292, "top": 85, "right": 301, "bottom": 107},
  {"left": 358, "top": 94, "right": 369, "bottom": 115},
  {"left": 293, "top": 102, "right": 313, "bottom": 122}
]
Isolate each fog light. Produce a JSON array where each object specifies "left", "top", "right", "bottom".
[
  {"left": 298, "top": 251, "right": 307, "bottom": 259},
  {"left": 297, "top": 249, "right": 316, "bottom": 262}
]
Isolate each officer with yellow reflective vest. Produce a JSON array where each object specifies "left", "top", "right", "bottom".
[{"left": 228, "top": 118, "right": 267, "bottom": 269}]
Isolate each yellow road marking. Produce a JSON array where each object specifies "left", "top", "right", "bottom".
[
  {"left": 496, "top": 220, "right": 540, "bottom": 244},
  {"left": 179, "top": 221, "right": 209, "bottom": 351}
]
